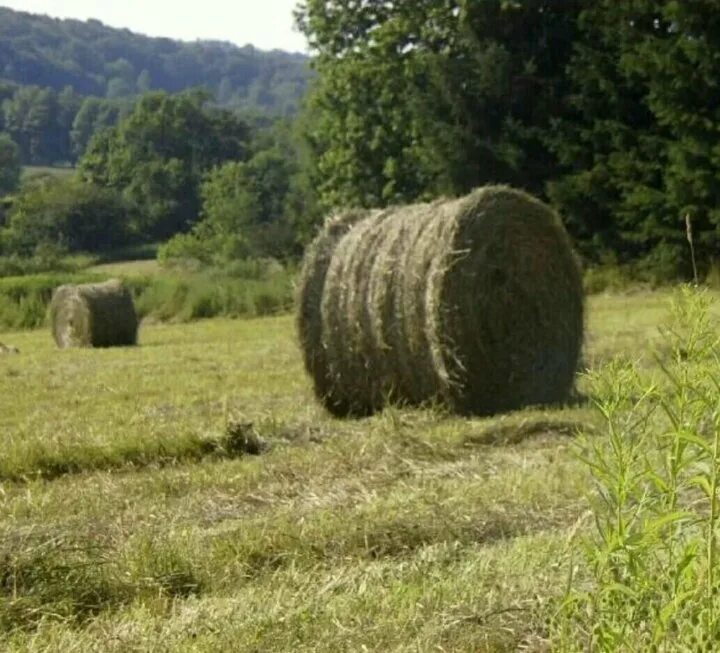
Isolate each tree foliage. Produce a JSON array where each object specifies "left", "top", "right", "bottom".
[
  {"left": 0, "top": 133, "right": 21, "bottom": 196},
  {"left": 0, "top": 6, "right": 310, "bottom": 166},
  {"left": 626, "top": 1, "right": 720, "bottom": 273},
  {"left": 1, "top": 177, "right": 129, "bottom": 255},
  {"left": 546, "top": 1, "right": 720, "bottom": 275},
  {"left": 160, "top": 119, "right": 319, "bottom": 264},
  {"left": 296, "top": 0, "right": 720, "bottom": 277},
  {"left": 297, "top": 0, "right": 582, "bottom": 210},
  {"left": 70, "top": 97, "right": 133, "bottom": 158},
  {"left": 0, "top": 7, "right": 309, "bottom": 114},
  {"left": 7, "top": 1, "right": 720, "bottom": 277},
  {"left": 79, "top": 90, "right": 250, "bottom": 240}
]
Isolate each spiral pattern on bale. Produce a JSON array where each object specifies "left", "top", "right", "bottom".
[
  {"left": 50, "top": 278, "right": 138, "bottom": 348},
  {"left": 297, "top": 186, "right": 584, "bottom": 417}
]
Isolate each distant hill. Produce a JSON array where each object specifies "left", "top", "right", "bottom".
[{"left": 0, "top": 7, "right": 311, "bottom": 115}]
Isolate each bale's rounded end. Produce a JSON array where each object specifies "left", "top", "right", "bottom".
[
  {"left": 436, "top": 185, "right": 584, "bottom": 415},
  {"left": 50, "top": 279, "right": 138, "bottom": 349}
]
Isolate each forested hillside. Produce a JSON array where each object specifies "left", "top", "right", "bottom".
[
  {"left": 0, "top": 7, "right": 310, "bottom": 165},
  {"left": 0, "top": 7, "right": 309, "bottom": 112}
]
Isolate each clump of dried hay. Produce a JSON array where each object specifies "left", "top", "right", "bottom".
[
  {"left": 297, "top": 185, "right": 584, "bottom": 417},
  {"left": 50, "top": 279, "right": 138, "bottom": 348}
]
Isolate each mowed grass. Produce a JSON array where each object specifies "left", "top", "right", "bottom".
[{"left": 0, "top": 290, "right": 693, "bottom": 651}]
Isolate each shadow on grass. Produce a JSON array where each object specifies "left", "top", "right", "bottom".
[{"left": 463, "top": 417, "right": 596, "bottom": 447}]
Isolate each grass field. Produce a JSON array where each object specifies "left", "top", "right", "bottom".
[
  {"left": 0, "top": 290, "right": 706, "bottom": 651},
  {"left": 88, "top": 259, "right": 162, "bottom": 277},
  {"left": 20, "top": 166, "right": 76, "bottom": 182}
]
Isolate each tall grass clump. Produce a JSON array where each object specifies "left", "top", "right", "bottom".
[
  {"left": 0, "top": 273, "right": 100, "bottom": 330},
  {"left": 132, "top": 267, "right": 294, "bottom": 322},
  {"left": 553, "top": 286, "right": 720, "bottom": 650},
  {"left": 0, "top": 535, "right": 122, "bottom": 632}
]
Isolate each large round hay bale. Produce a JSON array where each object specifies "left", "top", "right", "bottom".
[
  {"left": 50, "top": 279, "right": 138, "bottom": 348},
  {"left": 297, "top": 185, "right": 584, "bottom": 417}
]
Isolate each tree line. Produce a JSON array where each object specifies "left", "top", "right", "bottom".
[
  {"left": 0, "top": 7, "right": 310, "bottom": 116},
  {"left": 0, "top": 89, "right": 316, "bottom": 263},
  {"left": 297, "top": 0, "right": 720, "bottom": 279},
  {"left": 0, "top": 7, "right": 311, "bottom": 166},
  {"left": 0, "top": 81, "right": 133, "bottom": 165},
  {"left": 2, "top": 1, "right": 720, "bottom": 280}
]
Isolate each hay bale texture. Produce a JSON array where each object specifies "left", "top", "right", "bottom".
[
  {"left": 50, "top": 279, "right": 138, "bottom": 348},
  {"left": 297, "top": 208, "right": 372, "bottom": 415},
  {"left": 296, "top": 185, "right": 584, "bottom": 417}
]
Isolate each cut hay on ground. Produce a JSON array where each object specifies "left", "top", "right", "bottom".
[
  {"left": 50, "top": 278, "right": 138, "bottom": 348},
  {"left": 297, "top": 185, "right": 584, "bottom": 417}
]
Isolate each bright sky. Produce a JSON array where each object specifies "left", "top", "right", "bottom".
[{"left": 0, "top": 0, "right": 308, "bottom": 52}]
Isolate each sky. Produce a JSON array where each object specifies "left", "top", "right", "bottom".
[{"left": 0, "top": 0, "right": 308, "bottom": 52}]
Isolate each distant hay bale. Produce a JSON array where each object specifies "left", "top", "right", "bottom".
[
  {"left": 297, "top": 185, "right": 584, "bottom": 417},
  {"left": 50, "top": 279, "right": 138, "bottom": 348}
]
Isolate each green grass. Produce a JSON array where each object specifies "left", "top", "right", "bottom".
[
  {"left": 20, "top": 166, "right": 76, "bottom": 182},
  {"left": 0, "top": 289, "right": 700, "bottom": 650},
  {"left": 88, "top": 259, "right": 162, "bottom": 276},
  {"left": 553, "top": 288, "right": 720, "bottom": 649}
]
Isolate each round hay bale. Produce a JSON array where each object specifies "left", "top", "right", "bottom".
[
  {"left": 50, "top": 278, "right": 138, "bottom": 348},
  {"left": 297, "top": 185, "right": 584, "bottom": 417}
]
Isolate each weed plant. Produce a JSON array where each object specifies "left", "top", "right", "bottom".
[{"left": 553, "top": 287, "right": 720, "bottom": 650}]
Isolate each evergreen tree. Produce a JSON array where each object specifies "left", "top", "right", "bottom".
[
  {"left": 548, "top": 1, "right": 720, "bottom": 276},
  {"left": 624, "top": 1, "right": 720, "bottom": 272}
]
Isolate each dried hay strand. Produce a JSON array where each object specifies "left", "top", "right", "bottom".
[
  {"left": 297, "top": 185, "right": 584, "bottom": 417},
  {"left": 50, "top": 278, "right": 138, "bottom": 348}
]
